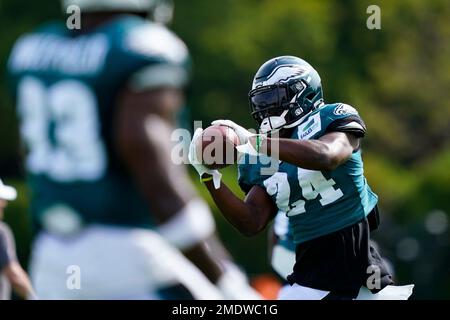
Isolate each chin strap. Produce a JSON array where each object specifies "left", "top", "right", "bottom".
[
  {"left": 259, "top": 110, "right": 288, "bottom": 134},
  {"left": 260, "top": 107, "right": 317, "bottom": 134}
]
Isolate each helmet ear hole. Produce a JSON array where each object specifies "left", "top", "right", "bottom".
[{"left": 305, "top": 92, "right": 316, "bottom": 101}]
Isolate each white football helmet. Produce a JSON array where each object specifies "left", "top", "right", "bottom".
[{"left": 62, "top": 0, "right": 174, "bottom": 24}]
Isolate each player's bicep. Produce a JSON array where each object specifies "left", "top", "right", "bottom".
[
  {"left": 318, "top": 132, "right": 357, "bottom": 168},
  {"left": 115, "top": 89, "right": 191, "bottom": 222}
]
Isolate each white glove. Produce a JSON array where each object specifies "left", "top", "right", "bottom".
[
  {"left": 211, "top": 119, "right": 254, "bottom": 145},
  {"left": 211, "top": 119, "right": 263, "bottom": 157},
  {"left": 188, "top": 128, "right": 222, "bottom": 189}
]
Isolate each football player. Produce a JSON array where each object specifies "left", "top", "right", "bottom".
[
  {"left": 8, "top": 0, "right": 259, "bottom": 299},
  {"left": 189, "top": 56, "right": 414, "bottom": 299}
]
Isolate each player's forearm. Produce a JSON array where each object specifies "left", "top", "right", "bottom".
[
  {"left": 5, "top": 263, "right": 36, "bottom": 300},
  {"left": 182, "top": 241, "right": 224, "bottom": 284},
  {"left": 13, "top": 279, "right": 35, "bottom": 300},
  {"left": 265, "top": 137, "right": 341, "bottom": 171},
  {"left": 204, "top": 180, "right": 266, "bottom": 236}
]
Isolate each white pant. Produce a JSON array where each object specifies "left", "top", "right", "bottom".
[
  {"left": 278, "top": 283, "right": 414, "bottom": 300},
  {"left": 271, "top": 244, "right": 296, "bottom": 280},
  {"left": 29, "top": 225, "right": 223, "bottom": 300}
]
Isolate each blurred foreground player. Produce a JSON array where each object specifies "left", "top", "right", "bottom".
[
  {"left": 0, "top": 179, "right": 36, "bottom": 300},
  {"left": 7, "top": 0, "right": 259, "bottom": 299}
]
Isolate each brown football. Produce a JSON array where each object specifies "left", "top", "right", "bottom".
[{"left": 196, "top": 125, "right": 240, "bottom": 170}]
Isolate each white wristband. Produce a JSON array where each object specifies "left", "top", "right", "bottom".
[
  {"left": 157, "top": 199, "right": 216, "bottom": 250},
  {"left": 236, "top": 140, "right": 259, "bottom": 156}
]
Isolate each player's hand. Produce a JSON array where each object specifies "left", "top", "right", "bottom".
[
  {"left": 211, "top": 119, "right": 254, "bottom": 145},
  {"left": 188, "top": 128, "right": 222, "bottom": 189},
  {"left": 211, "top": 120, "right": 267, "bottom": 157}
]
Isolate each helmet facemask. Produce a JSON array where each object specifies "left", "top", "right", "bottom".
[{"left": 249, "top": 80, "right": 320, "bottom": 134}]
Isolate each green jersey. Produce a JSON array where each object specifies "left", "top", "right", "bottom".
[
  {"left": 7, "top": 15, "right": 190, "bottom": 233},
  {"left": 238, "top": 103, "right": 378, "bottom": 245}
]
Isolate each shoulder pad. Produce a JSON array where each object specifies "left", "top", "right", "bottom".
[
  {"left": 320, "top": 103, "right": 366, "bottom": 137},
  {"left": 122, "top": 20, "right": 189, "bottom": 65}
]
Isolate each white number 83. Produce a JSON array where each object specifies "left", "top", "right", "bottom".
[{"left": 17, "top": 76, "right": 107, "bottom": 182}]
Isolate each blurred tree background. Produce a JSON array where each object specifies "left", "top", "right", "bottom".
[{"left": 0, "top": 0, "right": 449, "bottom": 299}]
